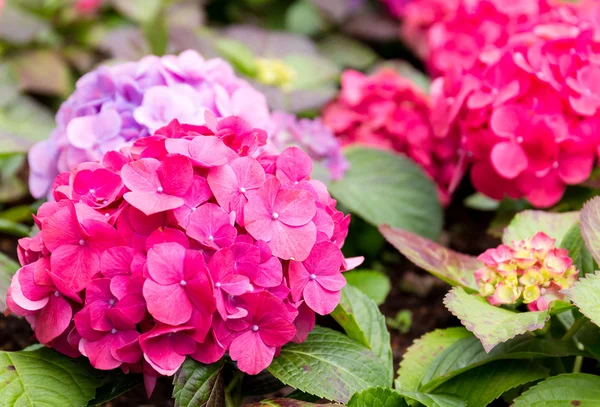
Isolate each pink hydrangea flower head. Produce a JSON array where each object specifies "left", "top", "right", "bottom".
[
  {"left": 475, "top": 232, "right": 578, "bottom": 311},
  {"left": 323, "top": 68, "right": 461, "bottom": 204},
  {"left": 8, "top": 115, "right": 356, "bottom": 389},
  {"left": 28, "top": 50, "right": 271, "bottom": 199},
  {"left": 432, "top": 6, "right": 600, "bottom": 207}
]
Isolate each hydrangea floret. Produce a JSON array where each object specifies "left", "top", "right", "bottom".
[
  {"left": 28, "top": 50, "right": 270, "bottom": 199},
  {"left": 323, "top": 68, "right": 460, "bottom": 204},
  {"left": 8, "top": 114, "right": 359, "bottom": 395},
  {"left": 475, "top": 232, "right": 578, "bottom": 311}
]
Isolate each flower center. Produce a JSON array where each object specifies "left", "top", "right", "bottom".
[
  {"left": 252, "top": 325, "right": 259, "bottom": 332},
  {"left": 215, "top": 282, "right": 221, "bottom": 288},
  {"left": 111, "top": 328, "right": 117, "bottom": 334},
  {"left": 310, "top": 274, "right": 317, "bottom": 280},
  {"left": 191, "top": 207, "right": 197, "bottom": 211},
  {"left": 79, "top": 239, "right": 85, "bottom": 246},
  {"left": 89, "top": 189, "right": 96, "bottom": 194},
  {"left": 239, "top": 187, "right": 247, "bottom": 193},
  {"left": 552, "top": 161, "right": 559, "bottom": 169},
  {"left": 104, "top": 213, "right": 110, "bottom": 218},
  {"left": 272, "top": 212, "right": 279, "bottom": 220},
  {"left": 157, "top": 186, "right": 164, "bottom": 193},
  {"left": 208, "top": 235, "right": 214, "bottom": 241},
  {"left": 109, "top": 299, "right": 116, "bottom": 306},
  {"left": 180, "top": 280, "right": 187, "bottom": 286},
  {"left": 54, "top": 291, "right": 60, "bottom": 297},
  {"left": 516, "top": 136, "right": 523, "bottom": 143}
]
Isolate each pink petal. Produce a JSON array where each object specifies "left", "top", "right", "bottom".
[
  {"left": 146, "top": 228, "right": 189, "bottom": 252},
  {"left": 258, "top": 317, "right": 296, "bottom": 347},
  {"left": 229, "top": 330, "right": 275, "bottom": 375},
  {"left": 190, "top": 328, "right": 227, "bottom": 364},
  {"left": 41, "top": 201, "right": 83, "bottom": 251},
  {"left": 124, "top": 191, "right": 185, "bottom": 216},
  {"left": 50, "top": 245, "right": 100, "bottom": 294},
  {"left": 288, "top": 261, "right": 310, "bottom": 302},
  {"left": 121, "top": 158, "right": 161, "bottom": 193},
  {"left": 254, "top": 257, "right": 283, "bottom": 288},
  {"left": 158, "top": 155, "right": 193, "bottom": 196},
  {"left": 490, "top": 105, "right": 522, "bottom": 137},
  {"left": 274, "top": 190, "right": 317, "bottom": 227},
  {"left": 165, "top": 136, "right": 236, "bottom": 167},
  {"left": 275, "top": 147, "right": 313, "bottom": 185},
  {"left": 303, "top": 241, "right": 344, "bottom": 276},
  {"left": 269, "top": 221, "right": 316, "bottom": 261},
  {"left": 186, "top": 203, "right": 232, "bottom": 248},
  {"left": 303, "top": 281, "right": 341, "bottom": 315},
  {"left": 490, "top": 142, "right": 528, "bottom": 180},
  {"left": 146, "top": 242, "right": 186, "bottom": 284},
  {"left": 36, "top": 294, "right": 72, "bottom": 344},
  {"left": 10, "top": 269, "right": 49, "bottom": 311},
  {"left": 101, "top": 247, "right": 135, "bottom": 277},
  {"left": 143, "top": 280, "right": 193, "bottom": 325}
]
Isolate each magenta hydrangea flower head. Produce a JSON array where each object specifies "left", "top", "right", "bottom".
[
  {"left": 28, "top": 50, "right": 271, "bottom": 199},
  {"left": 265, "top": 111, "right": 349, "bottom": 181},
  {"left": 8, "top": 114, "right": 361, "bottom": 391},
  {"left": 322, "top": 68, "right": 461, "bottom": 205},
  {"left": 475, "top": 232, "right": 578, "bottom": 311},
  {"left": 431, "top": 6, "right": 600, "bottom": 207}
]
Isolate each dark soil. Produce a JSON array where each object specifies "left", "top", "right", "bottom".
[{"left": 0, "top": 182, "right": 500, "bottom": 405}]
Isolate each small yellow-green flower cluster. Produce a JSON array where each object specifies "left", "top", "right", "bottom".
[
  {"left": 256, "top": 58, "right": 296, "bottom": 90},
  {"left": 475, "top": 232, "right": 578, "bottom": 311}
]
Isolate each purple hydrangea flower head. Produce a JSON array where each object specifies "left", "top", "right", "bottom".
[
  {"left": 265, "top": 111, "right": 348, "bottom": 180},
  {"left": 28, "top": 50, "right": 271, "bottom": 198}
]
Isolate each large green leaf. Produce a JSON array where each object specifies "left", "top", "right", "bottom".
[
  {"left": 395, "top": 328, "right": 470, "bottom": 393},
  {"left": 172, "top": 359, "right": 224, "bottom": 407},
  {"left": 565, "top": 272, "right": 600, "bottom": 328},
  {"left": 0, "top": 95, "right": 55, "bottom": 155},
  {"left": 111, "top": 0, "right": 162, "bottom": 23},
  {"left": 434, "top": 360, "right": 548, "bottom": 407},
  {"left": 513, "top": 374, "right": 600, "bottom": 406},
  {"left": 0, "top": 252, "right": 19, "bottom": 312},
  {"left": 380, "top": 226, "right": 479, "bottom": 290},
  {"left": 395, "top": 391, "right": 465, "bottom": 407},
  {"left": 331, "top": 286, "right": 393, "bottom": 384},
  {"left": 503, "top": 210, "right": 579, "bottom": 245},
  {"left": 348, "top": 388, "right": 408, "bottom": 407},
  {"left": 318, "top": 35, "right": 377, "bottom": 70},
  {"left": 284, "top": 54, "right": 340, "bottom": 91},
  {"left": 0, "top": 348, "right": 103, "bottom": 407},
  {"left": 419, "top": 335, "right": 585, "bottom": 392},
  {"left": 246, "top": 399, "right": 337, "bottom": 407},
  {"left": 580, "top": 196, "right": 600, "bottom": 265},
  {"left": 330, "top": 148, "right": 442, "bottom": 239},
  {"left": 444, "top": 287, "right": 553, "bottom": 352},
  {"left": 268, "top": 326, "right": 390, "bottom": 403},
  {"left": 343, "top": 270, "right": 391, "bottom": 305}
]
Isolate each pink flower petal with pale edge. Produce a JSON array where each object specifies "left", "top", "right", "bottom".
[
  {"left": 10, "top": 269, "right": 49, "bottom": 311},
  {"left": 165, "top": 137, "right": 236, "bottom": 167},
  {"left": 490, "top": 142, "right": 528, "bottom": 180},
  {"left": 35, "top": 294, "right": 72, "bottom": 344},
  {"left": 229, "top": 330, "right": 275, "bottom": 375},
  {"left": 275, "top": 147, "right": 313, "bottom": 185}
]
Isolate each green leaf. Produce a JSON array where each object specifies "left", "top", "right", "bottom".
[
  {"left": 240, "top": 371, "right": 284, "bottom": 396},
  {"left": 0, "top": 95, "right": 55, "bottom": 155},
  {"left": 560, "top": 222, "right": 585, "bottom": 260},
  {"left": 268, "top": 326, "right": 390, "bottom": 403},
  {"left": 444, "top": 287, "right": 553, "bottom": 352},
  {"left": 0, "top": 252, "right": 19, "bottom": 312},
  {"left": 419, "top": 335, "right": 585, "bottom": 392},
  {"left": 344, "top": 270, "right": 391, "bottom": 305},
  {"left": 565, "top": 272, "right": 600, "bottom": 328},
  {"left": 172, "top": 359, "right": 225, "bottom": 407},
  {"left": 580, "top": 196, "right": 600, "bottom": 265},
  {"left": 513, "top": 373, "right": 600, "bottom": 406},
  {"left": 216, "top": 39, "right": 258, "bottom": 77},
  {"left": 331, "top": 286, "right": 393, "bottom": 384},
  {"left": 379, "top": 226, "right": 479, "bottom": 291},
  {"left": 503, "top": 210, "right": 580, "bottom": 245},
  {"left": 0, "top": 205, "right": 33, "bottom": 223},
  {"left": 396, "top": 391, "right": 465, "bottom": 407},
  {"left": 0, "top": 218, "right": 30, "bottom": 237},
  {"left": 9, "top": 50, "right": 72, "bottom": 96},
  {"left": 111, "top": 0, "right": 162, "bottom": 23},
  {"left": 88, "top": 373, "right": 142, "bottom": 406},
  {"left": 329, "top": 147, "right": 442, "bottom": 239},
  {"left": 284, "top": 54, "right": 340, "bottom": 91},
  {"left": 246, "top": 399, "right": 338, "bottom": 407},
  {"left": 0, "top": 347, "right": 103, "bottom": 406},
  {"left": 395, "top": 328, "right": 471, "bottom": 393},
  {"left": 434, "top": 360, "right": 549, "bottom": 407},
  {"left": 285, "top": 0, "right": 328, "bottom": 36},
  {"left": 0, "top": 177, "right": 27, "bottom": 203},
  {"left": 318, "top": 35, "right": 377, "bottom": 70},
  {"left": 348, "top": 387, "right": 408, "bottom": 407},
  {"left": 464, "top": 193, "right": 501, "bottom": 211}
]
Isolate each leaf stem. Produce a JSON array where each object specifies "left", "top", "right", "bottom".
[
  {"left": 562, "top": 315, "right": 588, "bottom": 342},
  {"left": 573, "top": 356, "right": 583, "bottom": 373}
]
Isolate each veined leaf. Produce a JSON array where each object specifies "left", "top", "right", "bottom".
[
  {"left": 246, "top": 399, "right": 338, "bottom": 407},
  {"left": 0, "top": 252, "right": 19, "bottom": 312},
  {"left": 0, "top": 347, "right": 102, "bottom": 407},
  {"left": 380, "top": 226, "right": 479, "bottom": 291},
  {"left": 331, "top": 286, "right": 393, "bottom": 384},
  {"left": 268, "top": 327, "right": 390, "bottom": 403},
  {"left": 503, "top": 210, "right": 579, "bottom": 245},
  {"left": 513, "top": 373, "right": 600, "bottom": 406},
  {"left": 344, "top": 270, "right": 391, "bottom": 305},
  {"left": 172, "top": 359, "right": 224, "bottom": 407},
  {"left": 434, "top": 360, "right": 548, "bottom": 407},
  {"left": 348, "top": 387, "right": 408, "bottom": 407},
  {"left": 565, "top": 272, "right": 600, "bottom": 328},
  {"left": 330, "top": 148, "right": 442, "bottom": 239},
  {"left": 396, "top": 391, "right": 465, "bottom": 407},
  {"left": 580, "top": 197, "right": 600, "bottom": 265},
  {"left": 395, "top": 328, "right": 470, "bottom": 393}
]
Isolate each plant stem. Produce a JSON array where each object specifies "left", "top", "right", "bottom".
[
  {"left": 573, "top": 356, "right": 583, "bottom": 373},
  {"left": 562, "top": 315, "right": 588, "bottom": 342}
]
